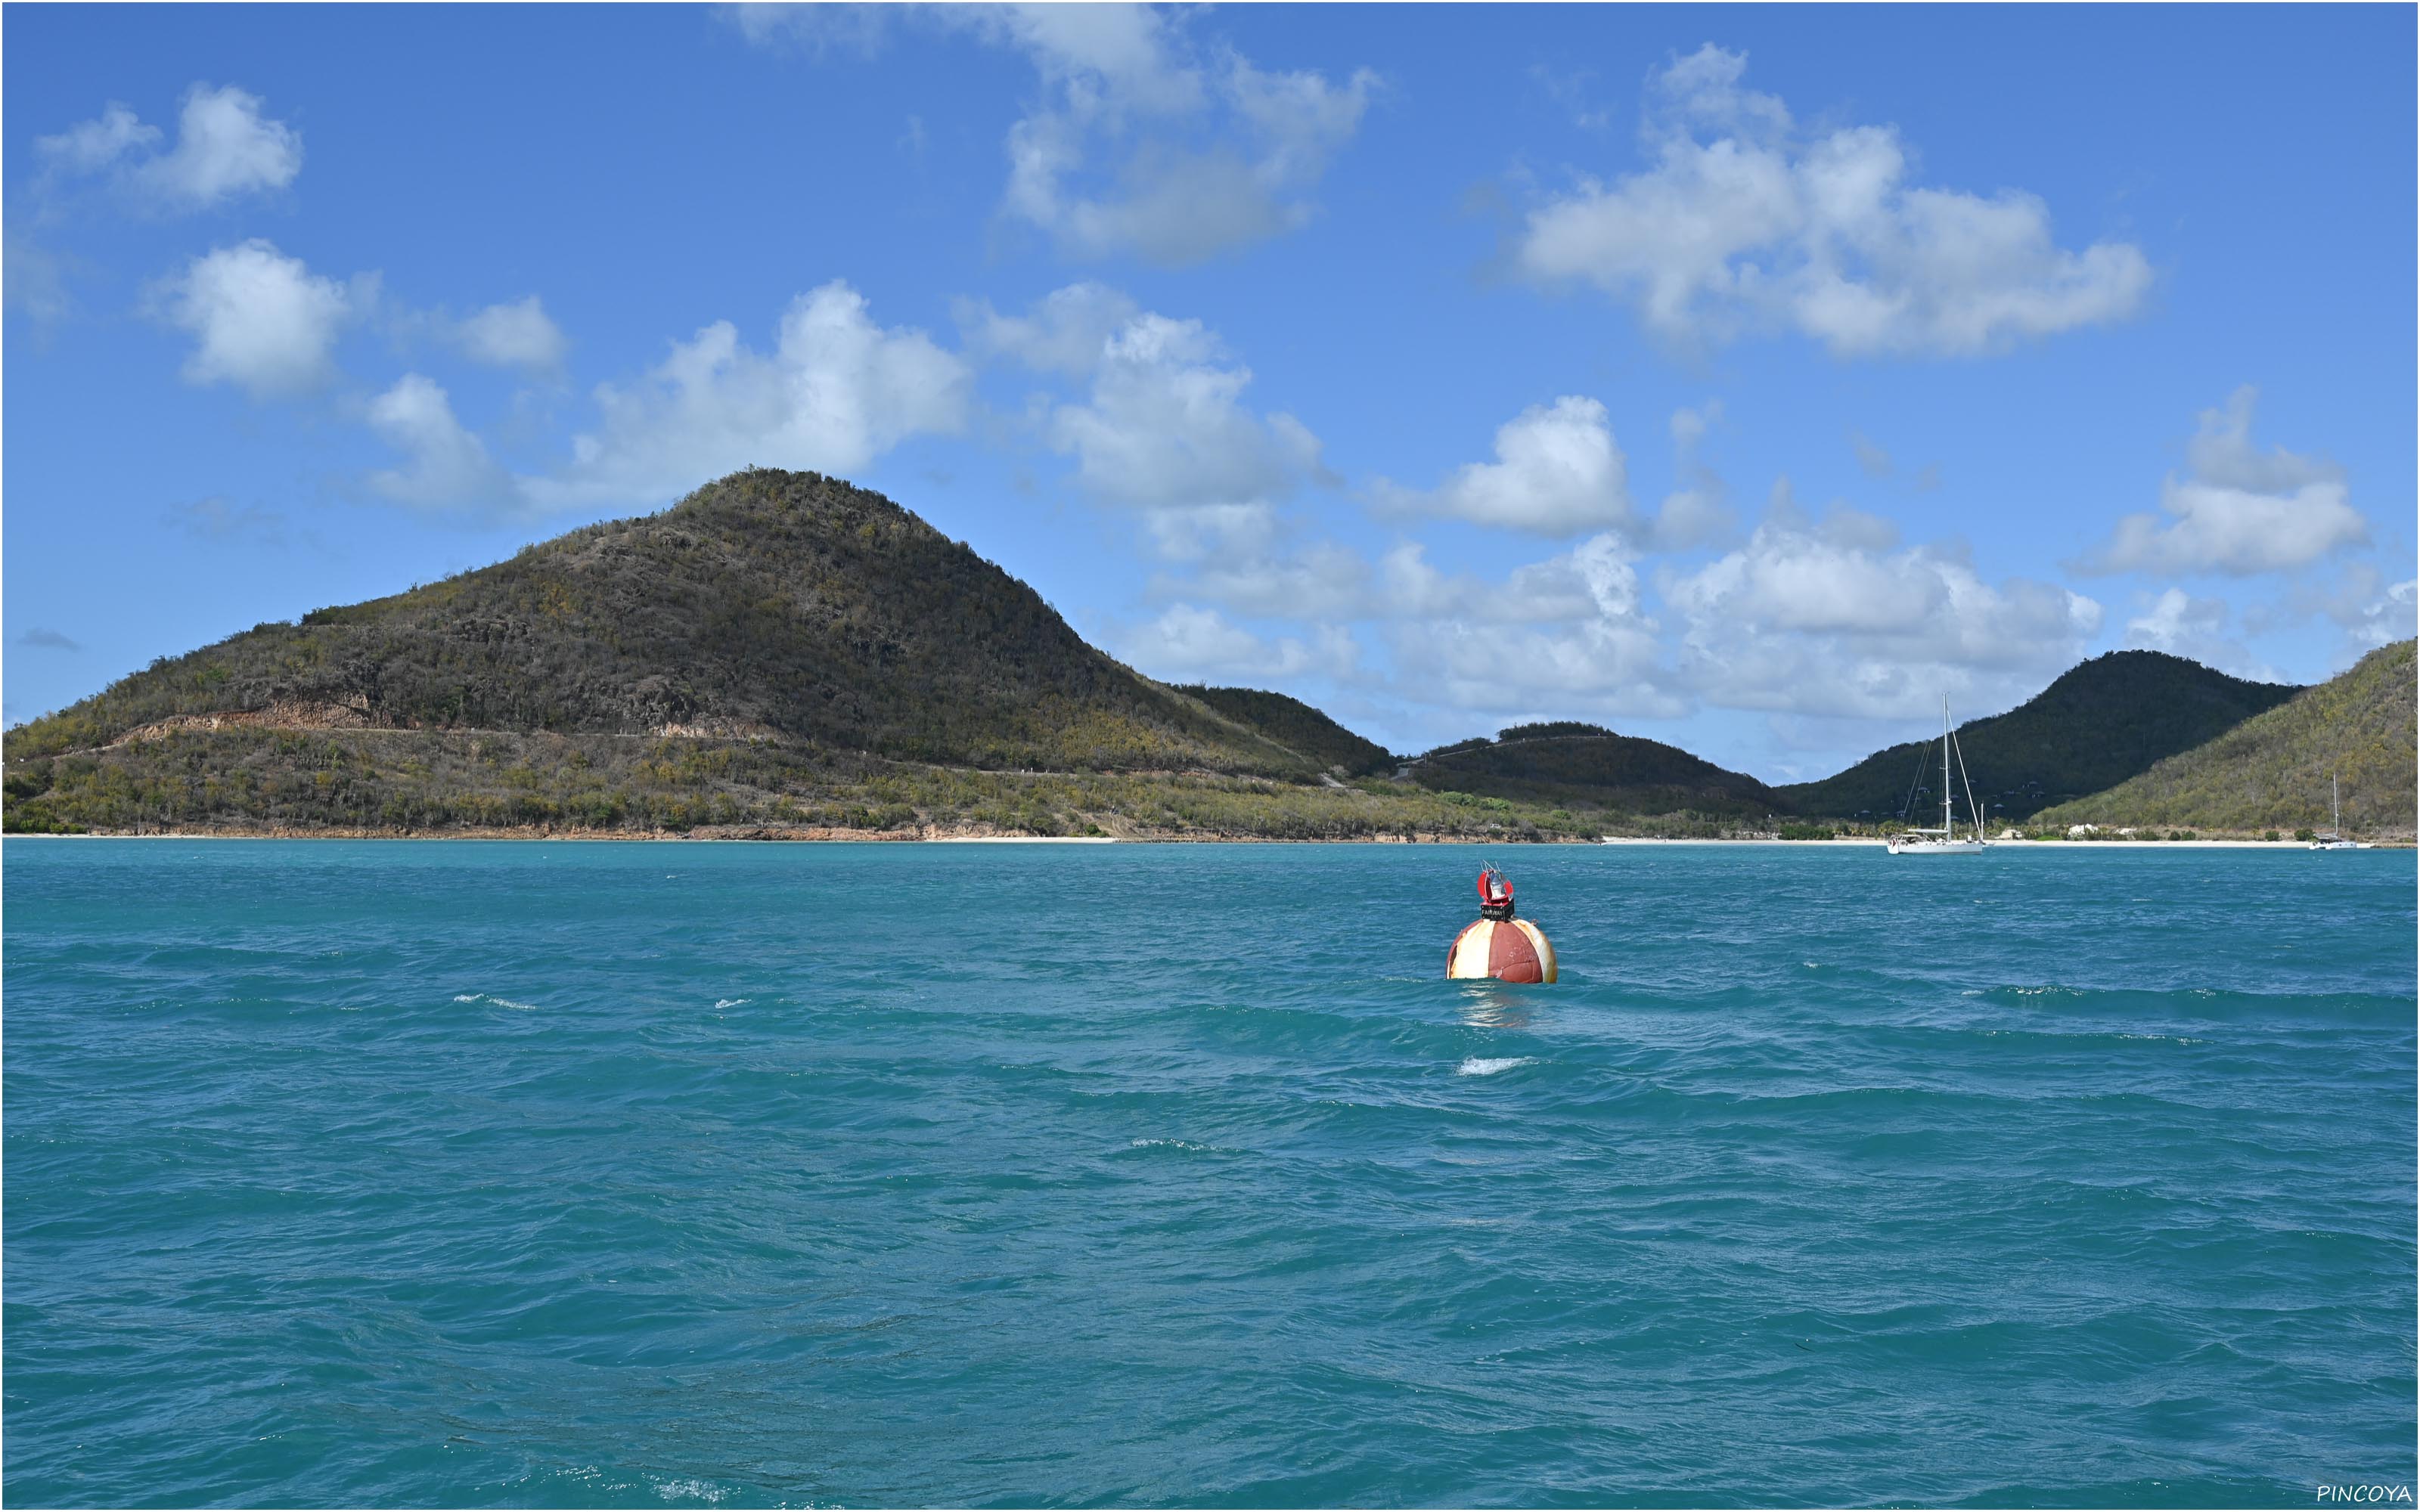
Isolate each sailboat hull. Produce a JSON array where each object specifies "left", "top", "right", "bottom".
[{"left": 1887, "top": 696, "right": 1986, "bottom": 857}]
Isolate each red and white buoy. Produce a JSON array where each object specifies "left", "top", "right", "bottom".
[{"left": 1446, "top": 864, "right": 1557, "bottom": 983}]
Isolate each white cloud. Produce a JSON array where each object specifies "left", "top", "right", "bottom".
[
  {"left": 365, "top": 375, "right": 514, "bottom": 511},
  {"left": 1377, "top": 395, "right": 1727, "bottom": 546},
  {"left": 453, "top": 296, "right": 568, "bottom": 373},
  {"left": 1655, "top": 401, "right": 1733, "bottom": 547},
  {"left": 36, "top": 103, "right": 160, "bottom": 175},
  {"left": 2124, "top": 587, "right": 2284, "bottom": 682},
  {"left": 79, "top": 85, "right": 302, "bottom": 209},
  {"left": 2080, "top": 387, "right": 2369, "bottom": 575},
  {"left": 2350, "top": 578, "right": 2418, "bottom": 650},
  {"left": 1667, "top": 504, "right": 2102, "bottom": 717},
  {"left": 1020, "top": 69, "right": 1375, "bottom": 265},
  {"left": 1385, "top": 538, "right": 1675, "bottom": 717},
  {"left": 1121, "top": 603, "right": 1357, "bottom": 683},
  {"left": 733, "top": 7, "right": 1376, "bottom": 263},
  {"left": 158, "top": 240, "right": 354, "bottom": 397},
  {"left": 2149, "top": 391, "right": 2367, "bottom": 570},
  {"left": 1380, "top": 396, "right": 1632, "bottom": 538},
  {"left": 1515, "top": 45, "right": 2150, "bottom": 356},
  {"left": 956, "top": 280, "right": 1139, "bottom": 375},
  {"left": 1046, "top": 310, "right": 1323, "bottom": 538},
  {"left": 141, "top": 85, "right": 302, "bottom": 206},
  {"left": 2294, "top": 563, "right": 2420, "bottom": 655},
  {"left": 523, "top": 280, "right": 969, "bottom": 510}
]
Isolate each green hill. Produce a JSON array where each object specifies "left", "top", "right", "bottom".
[
  {"left": 1404, "top": 724, "right": 1788, "bottom": 819},
  {"left": 1, "top": 469, "right": 1624, "bottom": 841},
  {"left": 3, "top": 469, "right": 1312, "bottom": 777},
  {"left": 1172, "top": 686, "right": 1393, "bottom": 776},
  {"left": 1778, "top": 651, "right": 2304, "bottom": 822},
  {"left": 2036, "top": 640, "right": 2416, "bottom": 836}
]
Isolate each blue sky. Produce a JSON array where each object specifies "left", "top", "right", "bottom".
[{"left": 6, "top": 2, "right": 2413, "bottom": 779}]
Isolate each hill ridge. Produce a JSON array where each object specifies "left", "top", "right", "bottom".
[
  {"left": 2036, "top": 640, "right": 2415, "bottom": 836},
  {"left": 1777, "top": 649, "right": 2304, "bottom": 822}
]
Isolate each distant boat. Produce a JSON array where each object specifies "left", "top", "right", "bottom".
[
  {"left": 2310, "top": 772, "right": 2364, "bottom": 850},
  {"left": 1888, "top": 696, "right": 1987, "bottom": 855}
]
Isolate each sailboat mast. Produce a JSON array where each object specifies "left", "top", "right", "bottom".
[
  {"left": 1942, "top": 696, "right": 1953, "bottom": 837},
  {"left": 2334, "top": 773, "right": 2341, "bottom": 832}
]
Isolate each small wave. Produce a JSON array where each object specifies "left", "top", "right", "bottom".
[
  {"left": 714, "top": 998, "right": 749, "bottom": 1010},
  {"left": 460, "top": 994, "right": 538, "bottom": 1011},
  {"left": 1458, "top": 1056, "right": 1537, "bottom": 1077},
  {"left": 653, "top": 1480, "right": 726, "bottom": 1505}
]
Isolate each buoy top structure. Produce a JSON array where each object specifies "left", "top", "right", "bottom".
[{"left": 1447, "top": 863, "right": 1557, "bottom": 983}]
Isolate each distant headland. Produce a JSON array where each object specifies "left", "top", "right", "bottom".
[{"left": 5, "top": 470, "right": 2412, "bottom": 844}]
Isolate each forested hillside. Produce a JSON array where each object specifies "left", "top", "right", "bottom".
[
  {"left": 3, "top": 470, "right": 1313, "bottom": 778},
  {"left": 2037, "top": 640, "right": 2415, "bottom": 836},
  {"left": 1173, "top": 686, "right": 1394, "bottom": 776},
  {"left": 1404, "top": 724, "right": 1788, "bottom": 820},
  {"left": 1777, "top": 652, "right": 2303, "bottom": 821}
]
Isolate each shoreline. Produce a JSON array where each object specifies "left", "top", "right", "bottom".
[{"left": 8, "top": 828, "right": 2407, "bottom": 850}]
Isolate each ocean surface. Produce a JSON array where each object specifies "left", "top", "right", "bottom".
[{"left": 5, "top": 839, "right": 2414, "bottom": 1508}]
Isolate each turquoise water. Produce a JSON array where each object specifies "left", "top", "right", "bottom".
[{"left": 5, "top": 839, "right": 2413, "bottom": 1507}]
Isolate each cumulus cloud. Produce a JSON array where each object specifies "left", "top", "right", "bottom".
[
  {"left": 2124, "top": 588, "right": 2284, "bottom": 682},
  {"left": 1011, "top": 57, "right": 1376, "bottom": 265},
  {"left": 157, "top": 240, "right": 355, "bottom": 397},
  {"left": 956, "top": 280, "right": 1139, "bottom": 375},
  {"left": 365, "top": 375, "right": 515, "bottom": 511},
  {"left": 2285, "top": 563, "right": 2420, "bottom": 656},
  {"left": 1380, "top": 396, "right": 1631, "bottom": 538},
  {"left": 36, "top": 102, "right": 161, "bottom": 175},
  {"left": 42, "top": 85, "right": 302, "bottom": 209},
  {"left": 991, "top": 6, "right": 1373, "bottom": 263},
  {"left": 740, "top": 5, "right": 1374, "bottom": 265},
  {"left": 1119, "top": 603, "right": 1358, "bottom": 683},
  {"left": 138, "top": 85, "right": 303, "bottom": 208},
  {"left": 452, "top": 296, "right": 568, "bottom": 373},
  {"left": 1376, "top": 395, "right": 1727, "bottom": 546},
  {"left": 1514, "top": 45, "right": 2150, "bottom": 356},
  {"left": 2079, "top": 387, "right": 2369, "bottom": 576},
  {"left": 1383, "top": 538, "right": 1674, "bottom": 718},
  {"left": 1042, "top": 309, "right": 1323, "bottom": 553},
  {"left": 1655, "top": 401, "right": 1733, "bottom": 547},
  {"left": 1666, "top": 500, "right": 2102, "bottom": 717},
  {"left": 523, "top": 280, "right": 969, "bottom": 510}
]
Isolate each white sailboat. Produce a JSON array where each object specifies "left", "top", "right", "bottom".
[
  {"left": 1888, "top": 696, "right": 1987, "bottom": 855},
  {"left": 2309, "top": 772, "right": 2363, "bottom": 850}
]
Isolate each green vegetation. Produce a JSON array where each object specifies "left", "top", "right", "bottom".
[
  {"left": 2036, "top": 640, "right": 2415, "bottom": 838},
  {"left": 8, "top": 463, "right": 2400, "bottom": 845},
  {"left": 0, "top": 725, "right": 1627, "bottom": 841},
  {"left": 0, "top": 466, "right": 1739, "bottom": 841},
  {"left": 1171, "top": 685, "right": 1394, "bottom": 776},
  {"left": 1496, "top": 721, "right": 1617, "bottom": 742},
  {"left": 1776, "top": 650, "right": 2304, "bottom": 822},
  {"left": 1, "top": 469, "right": 1317, "bottom": 779},
  {"left": 1403, "top": 728, "right": 1787, "bottom": 820}
]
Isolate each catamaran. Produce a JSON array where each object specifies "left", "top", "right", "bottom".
[
  {"left": 2310, "top": 773, "right": 2363, "bottom": 850},
  {"left": 1888, "top": 696, "right": 1987, "bottom": 855}
]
